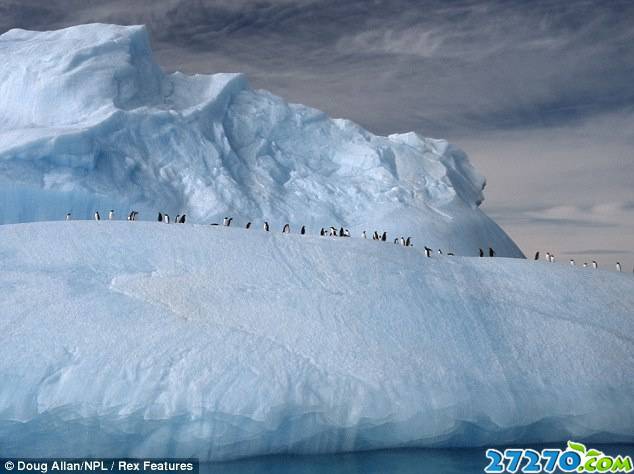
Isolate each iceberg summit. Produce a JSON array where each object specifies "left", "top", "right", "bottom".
[{"left": 0, "top": 24, "right": 632, "bottom": 461}]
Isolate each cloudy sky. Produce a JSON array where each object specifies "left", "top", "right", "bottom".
[{"left": 1, "top": 0, "right": 632, "bottom": 269}]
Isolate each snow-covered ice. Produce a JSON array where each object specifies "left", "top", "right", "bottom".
[
  {"left": 0, "top": 221, "right": 632, "bottom": 460},
  {"left": 0, "top": 23, "right": 522, "bottom": 257}
]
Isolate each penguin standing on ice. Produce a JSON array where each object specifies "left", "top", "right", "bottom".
[
  {"left": 616, "top": 262, "right": 621, "bottom": 272},
  {"left": 592, "top": 260, "right": 598, "bottom": 269},
  {"left": 400, "top": 237, "right": 406, "bottom": 246},
  {"left": 164, "top": 214, "right": 170, "bottom": 224},
  {"left": 329, "top": 227, "right": 337, "bottom": 236},
  {"left": 94, "top": 211, "right": 100, "bottom": 221},
  {"left": 246, "top": 222, "right": 252, "bottom": 229},
  {"left": 362, "top": 230, "right": 367, "bottom": 239},
  {"left": 128, "top": 211, "right": 138, "bottom": 221},
  {"left": 300, "top": 225, "right": 306, "bottom": 235},
  {"left": 381, "top": 232, "right": 387, "bottom": 242},
  {"left": 320, "top": 228, "right": 325, "bottom": 236},
  {"left": 489, "top": 247, "right": 495, "bottom": 257},
  {"left": 405, "top": 237, "right": 411, "bottom": 247},
  {"left": 393, "top": 238, "right": 399, "bottom": 244},
  {"left": 372, "top": 231, "right": 379, "bottom": 240},
  {"left": 339, "top": 227, "right": 345, "bottom": 237},
  {"left": 263, "top": 221, "right": 270, "bottom": 232},
  {"left": 158, "top": 212, "right": 163, "bottom": 222},
  {"left": 549, "top": 254, "right": 555, "bottom": 263},
  {"left": 583, "top": 262, "right": 588, "bottom": 268},
  {"left": 546, "top": 252, "right": 551, "bottom": 262},
  {"left": 223, "top": 217, "right": 232, "bottom": 227},
  {"left": 479, "top": 248, "right": 484, "bottom": 257},
  {"left": 438, "top": 249, "right": 443, "bottom": 255},
  {"left": 65, "top": 213, "right": 71, "bottom": 221},
  {"left": 424, "top": 246, "right": 432, "bottom": 257},
  {"left": 175, "top": 214, "right": 181, "bottom": 224},
  {"left": 179, "top": 215, "right": 186, "bottom": 224},
  {"left": 283, "top": 224, "right": 290, "bottom": 233},
  {"left": 534, "top": 251, "right": 540, "bottom": 260},
  {"left": 108, "top": 210, "right": 115, "bottom": 220},
  {"left": 570, "top": 259, "right": 575, "bottom": 266}
]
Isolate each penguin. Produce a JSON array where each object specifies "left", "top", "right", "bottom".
[
  {"left": 175, "top": 214, "right": 181, "bottom": 224},
  {"left": 330, "top": 227, "right": 337, "bottom": 237},
  {"left": 226, "top": 217, "right": 232, "bottom": 226},
  {"left": 343, "top": 229, "right": 350, "bottom": 237},
  {"left": 570, "top": 259, "right": 575, "bottom": 266},
  {"left": 424, "top": 246, "right": 432, "bottom": 257},
  {"left": 158, "top": 212, "right": 163, "bottom": 222},
  {"left": 583, "top": 262, "right": 588, "bottom": 268},
  {"left": 264, "top": 221, "right": 270, "bottom": 232},
  {"left": 489, "top": 247, "right": 495, "bottom": 257},
  {"left": 381, "top": 232, "right": 387, "bottom": 242},
  {"left": 399, "top": 237, "right": 405, "bottom": 246},
  {"left": 549, "top": 254, "right": 555, "bottom": 263},
  {"left": 164, "top": 214, "right": 170, "bottom": 224},
  {"left": 616, "top": 262, "right": 621, "bottom": 272},
  {"left": 283, "top": 224, "right": 290, "bottom": 234},
  {"left": 246, "top": 222, "right": 252, "bottom": 229},
  {"left": 65, "top": 213, "right": 71, "bottom": 221},
  {"left": 447, "top": 252, "right": 455, "bottom": 256},
  {"left": 362, "top": 230, "right": 367, "bottom": 239},
  {"left": 131, "top": 211, "right": 138, "bottom": 221},
  {"left": 337, "top": 227, "right": 344, "bottom": 237},
  {"left": 179, "top": 215, "right": 186, "bottom": 224},
  {"left": 108, "top": 210, "right": 115, "bottom": 220},
  {"left": 479, "top": 248, "right": 484, "bottom": 257},
  {"left": 223, "top": 217, "right": 229, "bottom": 226},
  {"left": 94, "top": 211, "right": 100, "bottom": 221},
  {"left": 373, "top": 231, "right": 379, "bottom": 240},
  {"left": 546, "top": 252, "right": 551, "bottom": 262},
  {"left": 405, "top": 237, "right": 411, "bottom": 247},
  {"left": 534, "top": 251, "right": 540, "bottom": 260},
  {"left": 320, "top": 228, "right": 325, "bottom": 236},
  {"left": 438, "top": 249, "right": 443, "bottom": 255},
  {"left": 394, "top": 238, "right": 399, "bottom": 244},
  {"left": 300, "top": 225, "right": 306, "bottom": 235},
  {"left": 592, "top": 260, "right": 598, "bottom": 269}
]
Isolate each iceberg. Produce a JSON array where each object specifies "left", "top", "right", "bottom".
[
  {"left": 0, "top": 221, "right": 632, "bottom": 460},
  {"left": 0, "top": 23, "right": 521, "bottom": 257}
]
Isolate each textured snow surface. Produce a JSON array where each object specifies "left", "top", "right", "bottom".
[
  {"left": 0, "top": 23, "right": 522, "bottom": 257},
  {"left": 0, "top": 221, "right": 632, "bottom": 460}
]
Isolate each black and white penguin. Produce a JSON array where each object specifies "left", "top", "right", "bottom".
[
  {"left": 400, "top": 237, "right": 406, "bottom": 246},
  {"left": 179, "top": 215, "right": 186, "bottom": 224},
  {"left": 158, "top": 212, "right": 163, "bottom": 222},
  {"left": 264, "top": 221, "right": 270, "bottom": 232},
  {"left": 447, "top": 252, "right": 454, "bottom": 256},
  {"left": 330, "top": 227, "right": 337, "bottom": 237},
  {"left": 223, "top": 217, "right": 230, "bottom": 226},
  {"left": 570, "top": 259, "right": 575, "bottom": 266},
  {"left": 362, "top": 230, "right": 367, "bottom": 239},
  {"left": 583, "top": 262, "right": 588, "bottom": 268},
  {"left": 393, "top": 238, "right": 399, "bottom": 244},
  {"left": 372, "top": 231, "right": 379, "bottom": 240},
  {"left": 108, "top": 210, "right": 114, "bottom": 220},
  {"left": 246, "top": 222, "right": 252, "bottom": 229},
  {"left": 489, "top": 247, "right": 495, "bottom": 257},
  {"left": 405, "top": 237, "right": 411, "bottom": 247},
  {"left": 94, "top": 211, "right": 100, "bottom": 221},
  {"left": 300, "top": 225, "right": 306, "bottom": 235},
  {"left": 132, "top": 211, "right": 139, "bottom": 221},
  {"left": 592, "top": 260, "right": 598, "bottom": 269},
  {"left": 164, "top": 214, "right": 170, "bottom": 224},
  {"left": 65, "top": 213, "right": 71, "bottom": 221},
  {"left": 616, "top": 262, "right": 621, "bottom": 272},
  {"left": 424, "top": 246, "right": 432, "bottom": 257},
  {"left": 546, "top": 252, "right": 551, "bottom": 262},
  {"left": 339, "top": 227, "right": 345, "bottom": 237},
  {"left": 438, "top": 249, "right": 443, "bottom": 255},
  {"left": 549, "top": 254, "right": 555, "bottom": 263},
  {"left": 320, "top": 228, "right": 325, "bottom": 236},
  {"left": 479, "top": 248, "right": 484, "bottom": 257},
  {"left": 283, "top": 224, "right": 290, "bottom": 233},
  {"left": 534, "top": 251, "right": 540, "bottom": 260},
  {"left": 381, "top": 232, "right": 387, "bottom": 242}
]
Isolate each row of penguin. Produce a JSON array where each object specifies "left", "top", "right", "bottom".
[{"left": 73, "top": 210, "right": 628, "bottom": 272}]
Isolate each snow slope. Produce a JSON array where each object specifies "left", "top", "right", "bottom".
[
  {"left": 0, "top": 23, "right": 522, "bottom": 257},
  {"left": 0, "top": 221, "right": 632, "bottom": 460}
]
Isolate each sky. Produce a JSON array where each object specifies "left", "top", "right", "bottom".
[{"left": 1, "top": 0, "right": 632, "bottom": 269}]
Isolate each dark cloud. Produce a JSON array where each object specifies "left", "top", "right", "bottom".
[{"left": 1, "top": 0, "right": 633, "bottom": 268}]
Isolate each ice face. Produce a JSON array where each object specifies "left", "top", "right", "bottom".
[
  {"left": 0, "top": 221, "right": 632, "bottom": 460},
  {"left": 0, "top": 24, "right": 522, "bottom": 257}
]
